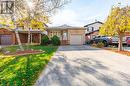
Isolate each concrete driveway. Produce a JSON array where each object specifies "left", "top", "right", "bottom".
[{"left": 35, "top": 45, "right": 130, "bottom": 86}]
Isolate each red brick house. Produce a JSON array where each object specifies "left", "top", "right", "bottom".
[{"left": 0, "top": 28, "right": 41, "bottom": 45}]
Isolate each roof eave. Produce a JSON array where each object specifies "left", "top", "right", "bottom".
[{"left": 84, "top": 21, "right": 103, "bottom": 27}]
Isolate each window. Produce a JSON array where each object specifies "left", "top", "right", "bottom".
[
  {"left": 63, "top": 32, "right": 67, "bottom": 40},
  {"left": 63, "top": 32, "right": 67, "bottom": 37},
  {"left": 87, "top": 28, "right": 89, "bottom": 31},
  {"left": 50, "top": 33, "right": 53, "bottom": 37},
  {"left": 92, "top": 27, "right": 94, "bottom": 31}
]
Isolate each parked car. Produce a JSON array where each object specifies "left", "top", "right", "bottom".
[
  {"left": 109, "top": 36, "right": 126, "bottom": 44},
  {"left": 90, "top": 36, "right": 127, "bottom": 47},
  {"left": 90, "top": 36, "right": 111, "bottom": 47},
  {"left": 126, "top": 37, "right": 130, "bottom": 46}
]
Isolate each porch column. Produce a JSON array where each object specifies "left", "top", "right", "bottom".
[
  {"left": 61, "top": 30, "right": 63, "bottom": 45},
  {"left": 31, "top": 33, "right": 32, "bottom": 44},
  {"left": 67, "top": 30, "right": 69, "bottom": 44},
  {"left": 39, "top": 33, "right": 41, "bottom": 44}
]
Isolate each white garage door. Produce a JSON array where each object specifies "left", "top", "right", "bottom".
[
  {"left": 70, "top": 35, "right": 82, "bottom": 45},
  {"left": 1, "top": 35, "right": 12, "bottom": 45}
]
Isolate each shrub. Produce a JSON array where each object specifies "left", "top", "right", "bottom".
[
  {"left": 86, "top": 40, "right": 91, "bottom": 44},
  {"left": 51, "top": 35, "right": 60, "bottom": 46},
  {"left": 41, "top": 35, "right": 50, "bottom": 45},
  {"left": 91, "top": 43, "right": 97, "bottom": 47},
  {"left": 96, "top": 42, "right": 104, "bottom": 48}
]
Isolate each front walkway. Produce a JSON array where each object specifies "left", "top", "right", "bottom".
[{"left": 35, "top": 45, "right": 130, "bottom": 86}]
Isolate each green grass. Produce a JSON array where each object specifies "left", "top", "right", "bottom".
[{"left": 0, "top": 45, "right": 58, "bottom": 86}]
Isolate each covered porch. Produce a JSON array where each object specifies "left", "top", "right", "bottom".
[{"left": 18, "top": 31, "right": 41, "bottom": 45}]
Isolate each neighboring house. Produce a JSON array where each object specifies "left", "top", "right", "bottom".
[
  {"left": 0, "top": 27, "right": 41, "bottom": 45},
  {"left": 47, "top": 25, "right": 85, "bottom": 45},
  {"left": 84, "top": 21, "right": 130, "bottom": 42},
  {"left": 85, "top": 30, "right": 99, "bottom": 41},
  {"left": 84, "top": 21, "right": 103, "bottom": 40}
]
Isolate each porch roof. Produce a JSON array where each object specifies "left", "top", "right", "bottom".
[
  {"left": 12, "top": 29, "right": 42, "bottom": 33},
  {"left": 18, "top": 31, "right": 41, "bottom": 33}
]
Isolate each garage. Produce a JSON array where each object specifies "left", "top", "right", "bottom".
[
  {"left": 69, "top": 29, "right": 85, "bottom": 45},
  {"left": 0, "top": 35, "right": 13, "bottom": 45},
  {"left": 0, "top": 28, "right": 15, "bottom": 45},
  {"left": 70, "top": 35, "right": 83, "bottom": 45}
]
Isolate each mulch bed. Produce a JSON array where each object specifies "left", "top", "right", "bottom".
[
  {"left": 6, "top": 50, "right": 44, "bottom": 56},
  {"left": 103, "top": 48, "right": 130, "bottom": 56}
]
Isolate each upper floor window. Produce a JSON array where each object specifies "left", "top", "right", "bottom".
[
  {"left": 87, "top": 28, "right": 89, "bottom": 31},
  {"left": 92, "top": 27, "right": 94, "bottom": 31}
]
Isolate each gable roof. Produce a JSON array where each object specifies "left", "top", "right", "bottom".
[
  {"left": 84, "top": 21, "right": 103, "bottom": 27},
  {"left": 59, "top": 24, "right": 72, "bottom": 28},
  {"left": 47, "top": 24, "right": 85, "bottom": 30}
]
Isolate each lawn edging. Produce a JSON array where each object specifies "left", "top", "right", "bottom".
[
  {"left": 103, "top": 47, "right": 130, "bottom": 56},
  {"left": 90, "top": 45, "right": 130, "bottom": 56},
  {"left": 6, "top": 50, "right": 44, "bottom": 57}
]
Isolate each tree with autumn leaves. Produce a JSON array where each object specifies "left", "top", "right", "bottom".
[
  {"left": 0, "top": 0, "right": 70, "bottom": 50},
  {"left": 16, "top": 16, "right": 49, "bottom": 50},
  {"left": 100, "top": 5, "right": 130, "bottom": 51}
]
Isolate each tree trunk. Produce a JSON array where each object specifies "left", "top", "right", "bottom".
[
  {"left": 15, "top": 30, "right": 24, "bottom": 51},
  {"left": 118, "top": 34, "right": 123, "bottom": 51},
  {"left": 27, "top": 28, "right": 31, "bottom": 50}
]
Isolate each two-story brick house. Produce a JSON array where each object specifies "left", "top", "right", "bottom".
[{"left": 84, "top": 21, "right": 103, "bottom": 41}]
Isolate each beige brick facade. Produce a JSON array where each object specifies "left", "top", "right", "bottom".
[{"left": 47, "top": 27, "right": 85, "bottom": 45}]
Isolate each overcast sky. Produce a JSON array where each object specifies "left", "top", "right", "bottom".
[{"left": 49, "top": 0, "right": 130, "bottom": 27}]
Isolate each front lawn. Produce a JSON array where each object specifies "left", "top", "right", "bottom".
[{"left": 0, "top": 45, "right": 58, "bottom": 86}]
